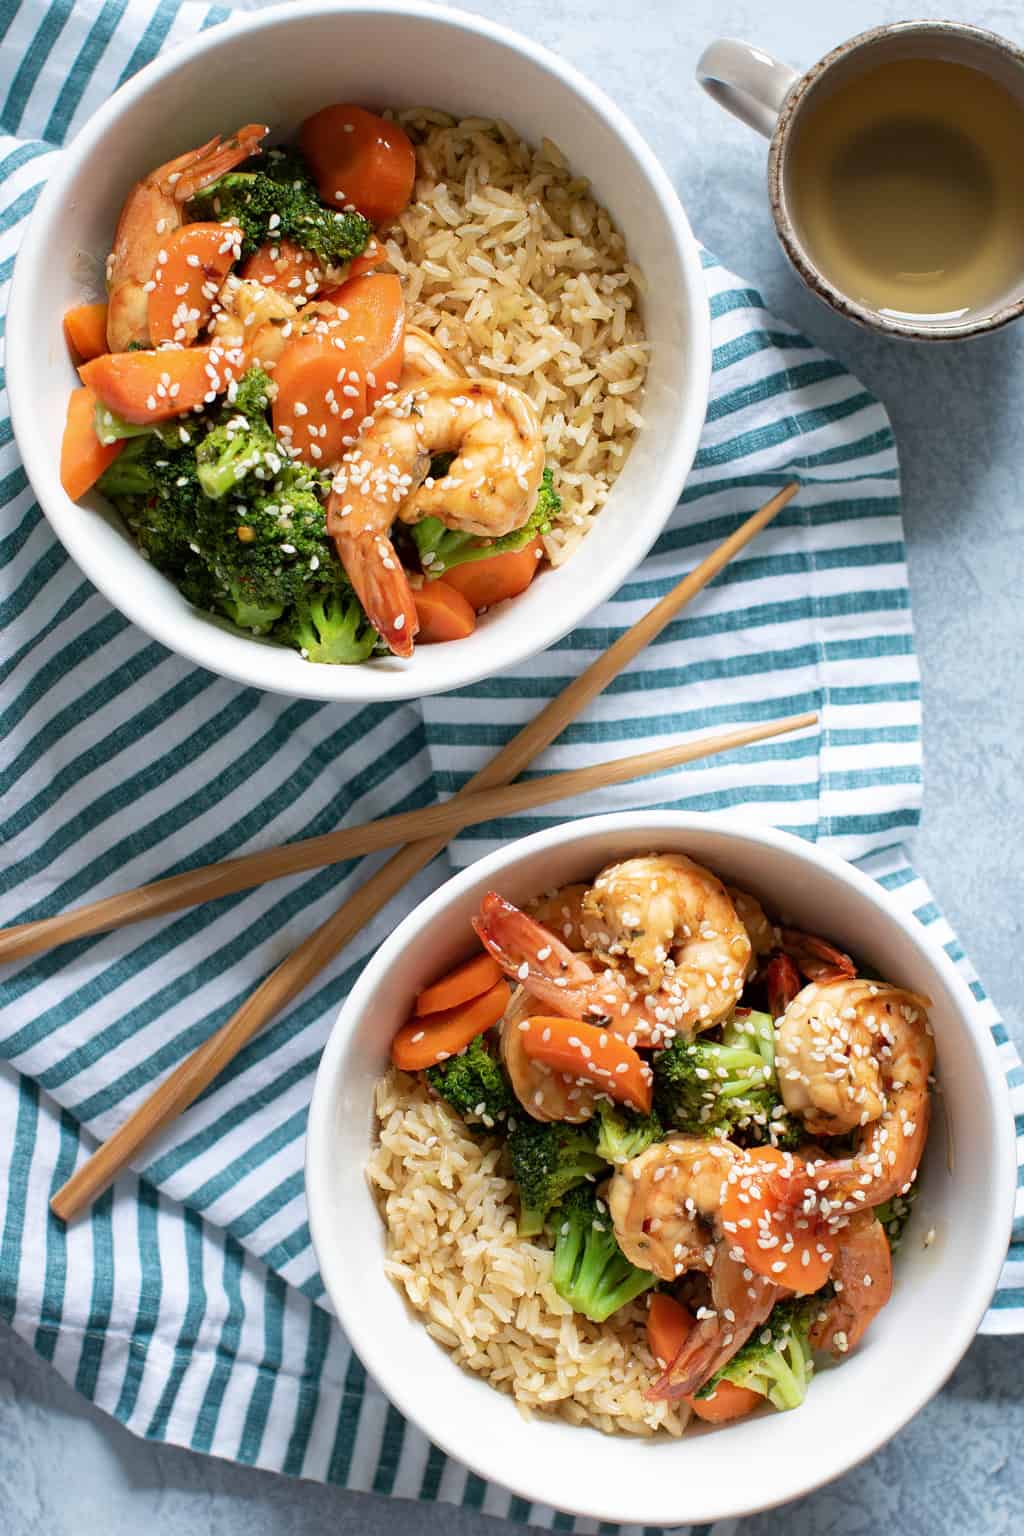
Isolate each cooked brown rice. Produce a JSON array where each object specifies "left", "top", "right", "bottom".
[
  {"left": 383, "top": 111, "right": 649, "bottom": 566},
  {"left": 368, "top": 1069, "right": 689, "bottom": 1437}
]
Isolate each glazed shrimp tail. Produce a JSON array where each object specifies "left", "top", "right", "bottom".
[
  {"left": 472, "top": 892, "right": 600, "bottom": 1016},
  {"left": 778, "top": 928, "right": 856, "bottom": 984},
  {"left": 330, "top": 523, "right": 420, "bottom": 658},
  {"left": 154, "top": 125, "right": 268, "bottom": 200},
  {"left": 649, "top": 1256, "right": 779, "bottom": 1400}
]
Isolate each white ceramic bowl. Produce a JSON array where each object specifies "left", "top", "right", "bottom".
[
  {"left": 8, "top": 0, "right": 710, "bottom": 704},
  {"left": 307, "top": 811, "right": 1016, "bottom": 1525}
]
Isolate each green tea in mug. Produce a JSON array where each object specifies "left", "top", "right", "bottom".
[{"left": 787, "top": 56, "right": 1024, "bottom": 320}]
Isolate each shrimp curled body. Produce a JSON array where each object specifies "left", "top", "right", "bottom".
[
  {"left": 582, "top": 855, "right": 753, "bottom": 1037},
  {"left": 606, "top": 1138, "right": 779, "bottom": 1399},
  {"left": 327, "top": 377, "right": 544, "bottom": 657},
  {"left": 106, "top": 124, "right": 268, "bottom": 353},
  {"left": 776, "top": 978, "right": 935, "bottom": 1210}
]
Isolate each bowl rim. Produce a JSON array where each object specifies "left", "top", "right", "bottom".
[
  {"left": 306, "top": 810, "right": 1018, "bottom": 1524},
  {"left": 7, "top": 0, "right": 712, "bottom": 704}
]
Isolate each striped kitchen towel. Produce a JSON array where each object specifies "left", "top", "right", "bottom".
[{"left": 0, "top": 1, "right": 1021, "bottom": 1529}]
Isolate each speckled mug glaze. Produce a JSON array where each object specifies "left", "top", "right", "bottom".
[{"left": 698, "top": 21, "right": 1024, "bottom": 341}]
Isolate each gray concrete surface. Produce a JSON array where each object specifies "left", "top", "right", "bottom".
[{"left": 3, "top": 0, "right": 1023, "bottom": 1530}]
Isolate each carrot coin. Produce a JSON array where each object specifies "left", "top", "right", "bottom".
[
  {"left": 271, "top": 332, "right": 365, "bottom": 466},
  {"left": 518, "top": 1015, "right": 652, "bottom": 1113},
  {"left": 391, "top": 981, "right": 510, "bottom": 1071},
  {"left": 300, "top": 103, "right": 416, "bottom": 225},
  {"left": 63, "top": 302, "right": 109, "bottom": 363},
  {"left": 147, "top": 222, "right": 243, "bottom": 345},
  {"left": 79, "top": 343, "right": 246, "bottom": 424},
  {"left": 60, "top": 386, "right": 124, "bottom": 501},
  {"left": 719, "top": 1145, "right": 833, "bottom": 1294},
  {"left": 415, "top": 953, "right": 501, "bottom": 1016}
]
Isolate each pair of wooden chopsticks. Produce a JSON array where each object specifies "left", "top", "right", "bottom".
[{"left": 29, "top": 482, "right": 800, "bottom": 1221}]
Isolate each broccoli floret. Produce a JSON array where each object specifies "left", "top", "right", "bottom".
[
  {"left": 507, "top": 1117, "right": 607, "bottom": 1236},
  {"left": 412, "top": 466, "right": 560, "bottom": 575},
  {"left": 230, "top": 365, "right": 274, "bottom": 420},
  {"left": 195, "top": 368, "right": 279, "bottom": 499},
  {"left": 653, "top": 1011, "right": 800, "bottom": 1148},
  {"left": 425, "top": 1035, "right": 515, "bottom": 1128},
  {"left": 194, "top": 463, "right": 345, "bottom": 615},
  {"left": 875, "top": 1186, "right": 918, "bottom": 1252},
  {"left": 258, "top": 145, "right": 317, "bottom": 189},
  {"left": 278, "top": 585, "right": 378, "bottom": 664},
  {"left": 188, "top": 170, "right": 371, "bottom": 266},
  {"left": 98, "top": 442, "right": 160, "bottom": 499},
  {"left": 696, "top": 1297, "right": 816, "bottom": 1412},
  {"left": 593, "top": 1101, "right": 663, "bottom": 1164},
  {"left": 96, "top": 430, "right": 204, "bottom": 532},
  {"left": 549, "top": 1184, "right": 656, "bottom": 1323}
]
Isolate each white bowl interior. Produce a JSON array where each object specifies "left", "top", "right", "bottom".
[
  {"left": 307, "top": 813, "right": 1016, "bottom": 1526},
  {"left": 9, "top": 0, "right": 710, "bottom": 703}
]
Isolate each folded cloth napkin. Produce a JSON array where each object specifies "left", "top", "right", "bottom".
[{"left": 0, "top": 3, "right": 1021, "bottom": 1530}]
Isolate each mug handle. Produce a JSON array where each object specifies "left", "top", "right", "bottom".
[{"left": 696, "top": 38, "right": 800, "bottom": 138}]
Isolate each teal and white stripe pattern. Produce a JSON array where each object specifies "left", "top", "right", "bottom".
[{"left": 1, "top": 0, "right": 1021, "bottom": 1521}]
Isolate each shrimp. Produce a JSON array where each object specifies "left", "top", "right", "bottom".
[
  {"left": 500, "top": 985, "right": 597, "bottom": 1123},
  {"left": 473, "top": 891, "right": 673, "bottom": 1046},
  {"left": 727, "top": 885, "right": 777, "bottom": 963},
  {"left": 524, "top": 883, "right": 592, "bottom": 951},
  {"left": 326, "top": 377, "right": 544, "bottom": 656},
  {"left": 399, "top": 325, "right": 458, "bottom": 387},
  {"left": 106, "top": 124, "right": 267, "bottom": 352},
  {"left": 606, "top": 1139, "right": 780, "bottom": 1398},
  {"left": 779, "top": 929, "right": 856, "bottom": 985},
  {"left": 209, "top": 275, "right": 299, "bottom": 367},
  {"left": 808, "top": 1210, "right": 892, "bottom": 1356},
  {"left": 776, "top": 978, "right": 935, "bottom": 1208},
  {"left": 582, "top": 855, "right": 752, "bottom": 1034}
]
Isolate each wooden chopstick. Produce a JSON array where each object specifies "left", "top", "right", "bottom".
[
  {"left": 3, "top": 711, "right": 816, "bottom": 965},
  {"left": 50, "top": 482, "right": 798, "bottom": 1221}
]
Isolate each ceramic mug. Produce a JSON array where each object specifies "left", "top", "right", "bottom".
[{"left": 697, "top": 20, "right": 1024, "bottom": 340}]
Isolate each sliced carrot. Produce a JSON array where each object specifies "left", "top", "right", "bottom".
[
  {"left": 80, "top": 343, "right": 246, "bottom": 424},
  {"left": 441, "top": 538, "right": 545, "bottom": 612},
  {"left": 719, "top": 1145, "right": 833, "bottom": 1295},
  {"left": 391, "top": 980, "right": 511, "bottom": 1071},
  {"left": 321, "top": 272, "right": 404, "bottom": 408},
  {"left": 688, "top": 1380, "right": 763, "bottom": 1424},
  {"left": 646, "top": 1293, "right": 693, "bottom": 1372},
  {"left": 63, "top": 302, "right": 109, "bottom": 363},
  {"left": 300, "top": 104, "right": 416, "bottom": 225},
  {"left": 271, "top": 332, "right": 363, "bottom": 466},
  {"left": 347, "top": 234, "right": 385, "bottom": 279},
  {"left": 645, "top": 1295, "right": 762, "bottom": 1423},
  {"left": 415, "top": 953, "right": 502, "bottom": 1016},
  {"left": 60, "top": 386, "right": 124, "bottom": 501},
  {"left": 147, "top": 222, "right": 243, "bottom": 346},
  {"left": 240, "top": 238, "right": 325, "bottom": 301},
  {"left": 518, "top": 1016, "right": 652, "bottom": 1113},
  {"left": 412, "top": 579, "right": 476, "bottom": 643}
]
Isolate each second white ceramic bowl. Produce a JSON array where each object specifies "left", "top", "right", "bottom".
[
  {"left": 307, "top": 811, "right": 1016, "bottom": 1525},
  {"left": 8, "top": 0, "right": 711, "bottom": 703}
]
